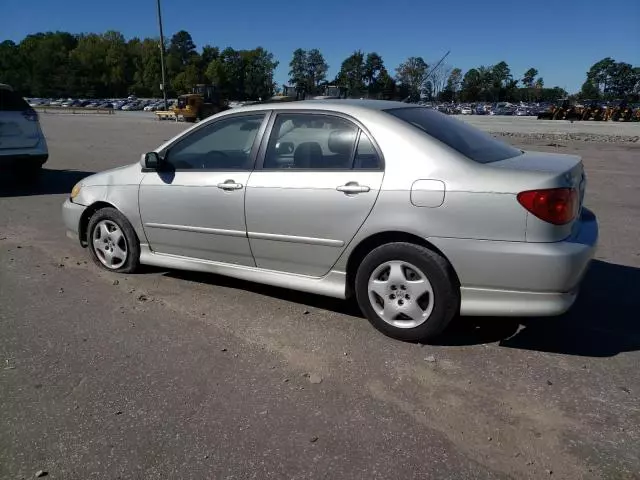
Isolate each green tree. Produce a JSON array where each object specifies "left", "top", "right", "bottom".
[
  {"left": 460, "top": 68, "right": 481, "bottom": 101},
  {"left": 445, "top": 67, "right": 462, "bottom": 101},
  {"left": 306, "top": 49, "right": 328, "bottom": 93},
  {"left": 395, "top": 56, "right": 428, "bottom": 101},
  {"left": 491, "top": 61, "right": 511, "bottom": 101},
  {"left": 0, "top": 40, "right": 23, "bottom": 89},
  {"left": 363, "top": 52, "right": 385, "bottom": 97},
  {"left": 242, "top": 47, "right": 279, "bottom": 100},
  {"left": 521, "top": 68, "right": 538, "bottom": 88},
  {"left": 103, "top": 30, "right": 129, "bottom": 97},
  {"left": 579, "top": 80, "right": 600, "bottom": 99},
  {"left": 377, "top": 67, "right": 396, "bottom": 100},
  {"left": 69, "top": 33, "right": 110, "bottom": 97},
  {"left": 166, "top": 30, "right": 198, "bottom": 93},
  {"left": 608, "top": 62, "right": 638, "bottom": 99},
  {"left": 288, "top": 48, "right": 307, "bottom": 91},
  {"left": 207, "top": 46, "right": 278, "bottom": 101},
  {"left": 336, "top": 50, "right": 366, "bottom": 97},
  {"left": 522, "top": 67, "right": 538, "bottom": 101},
  {"left": 586, "top": 57, "right": 615, "bottom": 97},
  {"left": 18, "top": 31, "right": 78, "bottom": 97},
  {"left": 201, "top": 45, "right": 220, "bottom": 67}
]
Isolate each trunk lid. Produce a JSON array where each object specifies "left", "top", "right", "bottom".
[
  {"left": 0, "top": 88, "right": 41, "bottom": 150},
  {"left": 490, "top": 151, "right": 586, "bottom": 242},
  {"left": 0, "top": 111, "right": 41, "bottom": 150}
]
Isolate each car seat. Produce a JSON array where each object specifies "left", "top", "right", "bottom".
[{"left": 293, "top": 142, "right": 323, "bottom": 169}]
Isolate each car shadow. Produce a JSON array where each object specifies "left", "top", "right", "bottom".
[
  {"left": 164, "top": 259, "right": 639, "bottom": 357},
  {"left": 434, "top": 259, "right": 640, "bottom": 357},
  {"left": 0, "top": 168, "right": 95, "bottom": 198},
  {"left": 162, "top": 269, "right": 363, "bottom": 317}
]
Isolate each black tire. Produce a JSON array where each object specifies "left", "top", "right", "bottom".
[
  {"left": 354, "top": 242, "right": 459, "bottom": 343},
  {"left": 86, "top": 207, "right": 140, "bottom": 274}
]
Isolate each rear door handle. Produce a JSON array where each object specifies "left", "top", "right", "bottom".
[
  {"left": 337, "top": 183, "right": 370, "bottom": 194},
  {"left": 217, "top": 180, "right": 243, "bottom": 191}
]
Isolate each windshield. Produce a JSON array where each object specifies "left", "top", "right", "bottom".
[
  {"left": 385, "top": 107, "right": 523, "bottom": 164},
  {"left": 177, "top": 96, "right": 187, "bottom": 108}
]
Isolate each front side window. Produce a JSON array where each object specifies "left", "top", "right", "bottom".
[
  {"left": 386, "top": 107, "right": 522, "bottom": 164},
  {"left": 263, "top": 113, "right": 359, "bottom": 170},
  {"left": 165, "top": 114, "right": 264, "bottom": 170}
]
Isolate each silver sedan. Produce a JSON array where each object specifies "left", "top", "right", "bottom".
[{"left": 62, "top": 100, "right": 598, "bottom": 342}]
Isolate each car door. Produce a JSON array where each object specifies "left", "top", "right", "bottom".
[
  {"left": 139, "top": 112, "right": 268, "bottom": 265},
  {"left": 245, "top": 111, "right": 384, "bottom": 277}
]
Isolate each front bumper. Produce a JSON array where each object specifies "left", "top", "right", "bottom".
[
  {"left": 62, "top": 198, "right": 87, "bottom": 242},
  {"left": 431, "top": 208, "right": 599, "bottom": 317}
]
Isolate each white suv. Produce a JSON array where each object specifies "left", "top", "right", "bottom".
[{"left": 0, "top": 83, "right": 49, "bottom": 178}]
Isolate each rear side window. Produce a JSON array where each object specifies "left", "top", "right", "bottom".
[
  {"left": 0, "top": 89, "right": 30, "bottom": 111},
  {"left": 354, "top": 132, "right": 381, "bottom": 169},
  {"left": 385, "top": 107, "right": 522, "bottom": 164}
]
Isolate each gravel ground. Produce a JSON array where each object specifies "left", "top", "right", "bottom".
[
  {"left": 1, "top": 114, "right": 639, "bottom": 479},
  {"left": 454, "top": 115, "right": 640, "bottom": 143}
]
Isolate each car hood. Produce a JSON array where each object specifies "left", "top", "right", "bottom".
[{"left": 80, "top": 163, "right": 143, "bottom": 187}]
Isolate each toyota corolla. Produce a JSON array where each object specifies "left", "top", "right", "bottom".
[{"left": 62, "top": 100, "right": 598, "bottom": 342}]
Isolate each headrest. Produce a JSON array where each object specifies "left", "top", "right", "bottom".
[
  {"left": 293, "top": 142, "right": 323, "bottom": 168},
  {"left": 328, "top": 129, "right": 357, "bottom": 156}
]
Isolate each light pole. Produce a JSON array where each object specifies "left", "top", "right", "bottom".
[{"left": 156, "top": 0, "right": 168, "bottom": 111}]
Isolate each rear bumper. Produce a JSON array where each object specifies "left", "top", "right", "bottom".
[
  {"left": 0, "top": 153, "right": 49, "bottom": 168},
  {"left": 431, "top": 208, "right": 598, "bottom": 317},
  {"left": 62, "top": 198, "right": 87, "bottom": 243}
]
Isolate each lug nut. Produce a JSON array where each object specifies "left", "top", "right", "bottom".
[
  {"left": 398, "top": 299, "right": 404, "bottom": 306},
  {"left": 389, "top": 294, "right": 395, "bottom": 300},
  {"left": 390, "top": 285, "right": 397, "bottom": 290},
  {"left": 400, "top": 285, "right": 406, "bottom": 290}
]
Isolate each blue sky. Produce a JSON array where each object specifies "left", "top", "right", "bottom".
[{"left": 3, "top": 0, "right": 639, "bottom": 93}]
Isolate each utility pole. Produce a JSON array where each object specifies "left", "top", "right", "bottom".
[{"left": 156, "top": 0, "right": 168, "bottom": 111}]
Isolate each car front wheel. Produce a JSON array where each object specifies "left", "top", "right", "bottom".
[
  {"left": 355, "top": 242, "right": 459, "bottom": 343},
  {"left": 87, "top": 207, "right": 140, "bottom": 273}
]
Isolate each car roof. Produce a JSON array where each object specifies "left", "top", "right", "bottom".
[
  {"left": 231, "top": 99, "right": 420, "bottom": 115},
  {"left": 0, "top": 83, "right": 14, "bottom": 91}
]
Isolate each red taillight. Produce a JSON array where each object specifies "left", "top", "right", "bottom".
[
  {"left": 22, "top": 108, "right": 39, "bottom": 122},
  {"left": 517, "top": 188, "right": 579, "bottom": 225}
]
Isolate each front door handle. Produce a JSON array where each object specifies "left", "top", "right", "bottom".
[
  {"left": 217, "top": 180, "right": 243, "bottom": 191},
  {"left": 337, "top": 183, "right": 370, "bottom": 194}
]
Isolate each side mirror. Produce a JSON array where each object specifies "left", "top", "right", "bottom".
[{"left": 142, "top": 151, "right": 161, "bottom": 169}]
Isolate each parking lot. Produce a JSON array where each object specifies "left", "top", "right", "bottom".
[{"left": 1, "top": 113, "right": 639, "bottom": 479}]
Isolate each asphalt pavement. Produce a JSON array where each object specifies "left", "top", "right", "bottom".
[{"left": 1, "top": 114, "right": 639, "bottom": 479}]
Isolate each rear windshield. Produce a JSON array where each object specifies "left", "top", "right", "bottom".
[
  {"left": 385, "top": 107, "right": 522, "bottom": 164},
  {"left": 0, "top": 88, "right": 30, "bottom": 111}
]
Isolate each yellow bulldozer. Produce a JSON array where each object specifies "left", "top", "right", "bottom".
[
  {"left": 580, "top": 100, "right": 607, "bottom": 121},
  {"left": 537, "top": 99, "right": 583, "bottom": 120},
  {"left": 172, "top": 84, "right": 229, "bottom": 122},
  {"left": 607, "top": 101, "right": 635, "bottom": 122}
]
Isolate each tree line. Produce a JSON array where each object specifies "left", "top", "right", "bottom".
[{"left": 1, "top": 29, "right": 638, "bottom": 103}]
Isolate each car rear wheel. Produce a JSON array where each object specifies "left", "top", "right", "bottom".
[
  {"left": 87, "top": 207, "right": 140, "bottom": 273},
  {"left": 355, "top": 242, "right": 459, "bottom": 342}
]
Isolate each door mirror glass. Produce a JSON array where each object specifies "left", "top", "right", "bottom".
[{"left": 144, "top": 151, "right": 161, "bottom": 169}]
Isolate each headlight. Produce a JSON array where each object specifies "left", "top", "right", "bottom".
[{"left": 70, "top": 183, "right": 82, "bottom": 199}]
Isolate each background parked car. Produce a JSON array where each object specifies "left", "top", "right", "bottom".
[{"left": 0, "top": 83, "right": 49, "bottom": 179}]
